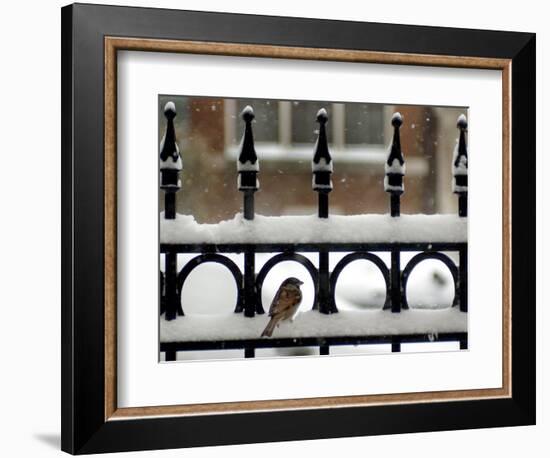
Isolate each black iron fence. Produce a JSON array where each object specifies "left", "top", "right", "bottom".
[{"left": 159, "top": 102, "right": 468, "bottom": 360}]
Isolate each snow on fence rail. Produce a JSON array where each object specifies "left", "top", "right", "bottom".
[
  {"left": 160, "top": 213, "right": 467, "bottom": 245},
  {"left": 159, "top": 102, "right": 469, "bottom": 360}
]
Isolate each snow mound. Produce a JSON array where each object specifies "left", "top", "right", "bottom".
[
  {"left": 160, "top": 213, "right": 467, "bottom": 244},
  {"left": 164, "top": 101, "right": 176, "bottom": 115},
  {"left": 160, "top": 308, "right": 467, "bottom": 342},
  {"left": 392, "top": 112, "right": 403, "bottom": 126}
]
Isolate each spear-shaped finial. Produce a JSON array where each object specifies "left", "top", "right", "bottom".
[
  {"left": 453, "top": 114, "right": 468, "bottom": 217},
  {"left": 384, "top": 112, "right": 405, "bottom": 217},
  {"left": 159, "top": 101, "right": 184, "bottom": 323},
  {"left": 237, "top": 105, "right": 259, "bottom": 220},
  {"left": 312, "top": 108, "right": 333, "bottom": 218},
  {"left": 160, "top": 102, "right": 178, "bottom": 161},
  {"left": 159, "top": 101, "right": 182, "bottom": 220}
]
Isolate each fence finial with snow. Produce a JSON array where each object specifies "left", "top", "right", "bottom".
[
  {"left": 159, "top": 101, "right": 184, "bottom": 322},
  {"left": 237, "top": 105, "right": 260, "bottom": 220},
  {"left": 453, "top": 114, "right": 468, "bottom": 217},
  {"left": 384, "top": 112, "right": 405, "bottom": 217},
  {"left": 312, "top": 108, "right": 333, "bottom": 218},
  {"left": 160, "top": 101, "right": 182, "bottom": 220}
]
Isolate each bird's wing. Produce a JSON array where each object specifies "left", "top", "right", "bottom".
[
  {"left": 267, "top": 287, "right": 283, "bottom": 316},
  {"left": 269, "top": 286, "right": 301, "bottom": 316}
]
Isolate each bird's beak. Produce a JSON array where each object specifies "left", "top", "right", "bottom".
[{"left": 299, "top": 280, "right": 304, "bottom": 285}]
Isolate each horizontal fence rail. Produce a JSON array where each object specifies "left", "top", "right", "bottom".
[{"left": 158, "top": 102, "right": 468, "bottom": 360}]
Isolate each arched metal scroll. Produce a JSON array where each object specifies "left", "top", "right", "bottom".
[
  {"left": 176, "top": 254, "right": 244, "bottom": 315},
  {"left": 255, "top": 252, "right": 319, "bottom": 314},
  {"left": 330, "top": 252, "right": 391, "bottom": 311},
  {"left": 401, "top": 252, "right": 459, "bottom": 309}
]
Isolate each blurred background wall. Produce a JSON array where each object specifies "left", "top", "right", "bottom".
[{"left": 159, "top": 95, "right": 466, "bottom": 223}]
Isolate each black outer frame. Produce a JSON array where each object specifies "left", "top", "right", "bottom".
[{"left": 61, "top": 3, "right": 536, "bottom": 454}]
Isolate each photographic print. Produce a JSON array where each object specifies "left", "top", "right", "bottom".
[
  {"left": 63, "top": 5, "right": 535, "bottom": 452},
  {"left": 158, "top": 95, "right": 468, "bottom": 361}
]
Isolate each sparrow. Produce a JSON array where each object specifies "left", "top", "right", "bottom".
[{"left": 261, "top": 277, "right": 304, "bottom": 337}]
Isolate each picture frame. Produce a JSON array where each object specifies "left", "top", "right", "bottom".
[{"left": 61, "top": 3, "right": 535, "bottom": 454}]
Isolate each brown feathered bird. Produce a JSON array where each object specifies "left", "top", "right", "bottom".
[{"left": 261, "top": 277, "right": 304, "bottom": 337}]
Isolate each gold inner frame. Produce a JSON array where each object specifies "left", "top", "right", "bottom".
[{"left": 104, "top": 37, "right": 512, "bottom": 421}]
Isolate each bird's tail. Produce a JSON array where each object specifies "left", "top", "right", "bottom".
[{"left": 261, "top": 317, "right": 278, "bottom": 337}]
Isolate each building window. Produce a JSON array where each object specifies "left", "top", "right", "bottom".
[
  {"left": 235, "top": 99, "right": 279, "bottom": 143},
  {"left": 344, "top": 103, "right": 385, "bottom": 146},
  {"left": 291, "top": 100, "right": 331, "bottom": 145},
  {"left": 225, "top": 99, "right": 388, "bottom": 161}
]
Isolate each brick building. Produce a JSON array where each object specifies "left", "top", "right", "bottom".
[{"left": 159, "top": 95, "right": 464, "bottom": 223}]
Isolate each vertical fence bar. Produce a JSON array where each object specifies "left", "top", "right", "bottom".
[
  {"left": 243, "top": 190, "right": 255, "bottom": 220},
  {"left": 160, "top": 101, "right": 182, "bottom": 220},
  {"left": 391, "top": 337, "right": 401, "bottom": 353},
  {"left": 390, "top": 248, "right": 402, "bottom": 313},
  {"left": 237, "top": 106, "right": 260, "bottom": 317},
  {"left": 384, "top": 113, "right": 405, "bottom": 312},
  {"left": 164, "top": 251, "right": 182, "bottom": 320},
  {"left": 385, "top": 112, "right": 405, "bottom": 217},
  {"left": 458, "top": 194, "right": 467, "bottom": 218},
  {"left": 459, "top": 245, "right": 468, "bottom": 313},
  {"left": 237, "top": 105, "right": 260, "bottom": 213},
  {"left": 164, "top": 193, "right": 176, "bottom": 220},
  {"left": 165, "top": 350, "right": 177, "bottom": 362},
  {"left": 318, "top": 193, "right": 329, "bottom": 219},
  {"left": 453, "top": 115, "right": 468, "bottom": 315},
  {"left": 160, "top": 101, "right": 183, "bottom": 321},
  {"left": 312, "top": 108, "right": 333, "bottom": 218},
  {"left": 312, "top": 109, "right": 336, "bottom": 314},
  {"left": 453, "top": 114, "right": 468, "bottom": 217},
  {"left": 318, "top": 251, "right": 334, "bottom": 313},
  {"left": 244, "top": 348, "right": 255, "bottom": 358},
  {"left": 244, "top": 248, "right": 259, "bottom": 317},
  {"left": 160, "top": 271, "right": 166, "bottom": 315},
  {"left": 390, "top": 194, "right": 400, "bottom": 217}
]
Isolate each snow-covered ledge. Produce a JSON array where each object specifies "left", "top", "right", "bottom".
[
  {"left": 160, "top": 213, "right": 467, "bottom": 245},
  {"left": 160, "top": 308, "right": 467, "bottom": 343}
]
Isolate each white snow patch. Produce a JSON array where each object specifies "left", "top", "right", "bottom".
[
  {"left": 385, "top": 158, "right": 406, "bottom": 174},
  {"left": 312, "top": 156, "right": 333, "bottom": 172},
  {"left": 241, "top": 105, "right": 254, "bottom": 117},
  {"left": 160, "top": 183, "right": 181, "bottom": 190},
  {"left": 392, "top": 112, "right": 403, "bottom": 124},
  {"left": 316, "top": 107, "right": 328, "bottom": 119},
  {"left": 160, "top": 155, "right": 182, "bottom": 171},
  {"left": 237, "top": 160, "right": 260, "bottom": 172},
  {"left": 160, "top": 213, "right": 466, "bottom": 244},
  {"left": 160, "top": 308, "right": 467, "bottom": 342},
  {"left": 164, "top": 101, "right": 176, "bottom": 114},
  {"left": 453, "top": 184, "right": 468, "bottom": 193},
  {"left": 457, "top": 113, "right": 467, "bottom": 127}
]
